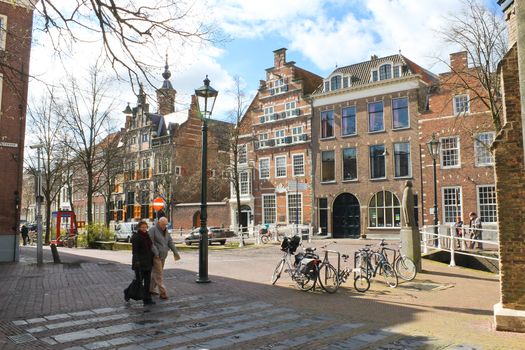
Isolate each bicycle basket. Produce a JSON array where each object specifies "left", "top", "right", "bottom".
[
  {"left": 280, "top": 237, "right": 291, "bottom": 252},
  {"left": 281, "top": 235, "right": 301, "bottom": 253}
]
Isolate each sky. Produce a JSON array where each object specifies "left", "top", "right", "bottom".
[{"left": 27, "top": 0, "right": 503, "bottom": 124}]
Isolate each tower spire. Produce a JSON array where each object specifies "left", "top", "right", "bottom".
[{"left": 161, "top": 53, "right": 173, "bottom": 89}]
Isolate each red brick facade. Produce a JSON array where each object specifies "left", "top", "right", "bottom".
[{"left": 0, "top": 1, "right": 35, "bottom": 261}]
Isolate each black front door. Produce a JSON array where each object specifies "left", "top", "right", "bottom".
[{"left": 332, "top": 193, "right": 360, "bottom": 238}]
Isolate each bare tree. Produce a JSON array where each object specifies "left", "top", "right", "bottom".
[
  {"left": 437, "top": 0, "right": 508, "bottom": 132},
  {"left": 98, "top": 131, "right": 124, "bottom": 228}
]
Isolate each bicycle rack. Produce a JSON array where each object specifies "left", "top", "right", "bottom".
[{"left": 324, "top": 250, "right": 341, "bottom": 276}]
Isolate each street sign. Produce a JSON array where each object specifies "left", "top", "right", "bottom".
[{"left": 152, "top": 197, "right": 165, "bottom": 211}]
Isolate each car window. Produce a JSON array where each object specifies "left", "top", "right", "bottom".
[{"left": 115, "top": 224, "right": 121, "bottom": 231}]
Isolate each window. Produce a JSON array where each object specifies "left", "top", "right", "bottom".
[
  {"left": 284, "top": 101, "right": 297, "bottom": 117},
  {"left": 174, "top": 166, "right": 181, "bottom": 176},
  {"left": 324, "top": 81, "right": 330, "bottom": 92},
  {"left": 379, "top": 64, "right": 392, "bottom": 80},
  {"left": 273, "top": 78, "right": 287, "bottom": 94},
  {"left": 372, "top": 70, "right": 378, "bottom": 82},
  {"left": 342, "top": 76, "right": 349, "bottom": 88},
  {"left": 330, "top": 75, "right": 341, "bottom": 91},
  {"left": 262, "top": 194, "right": 276, "bottom": 224},
  {"left": 440, "top": 137, "right": 460, "bottom": 168},
  {"left": 443, "top": 187, "right": 462, "bottom": 223},
  {"left": 258, "top": 133, "right": 269, "bottom": 147},
  {"left": 238, "top": 144, "right": 247, "bottom": 164},
  {"left": 477, "top": 185, "right": 497, "bottom": 223},
  {"left": 259, "top": 158, "right": 270, "bottom": 179},
  {"left": 141, "top": 158, "right": 150, "bottom": 178},
  {"left": 393, "top": 66, "right": 400, "bottom": 78},
  {"left": 262, "top": 106, "right": 274, "bottom": 123},
  {"left": 287, "top": 193, "right": 303, "bottom": 224},
  {"left": 321, "top": 110, "right": 334, "bottom": 138},
  {"left": 369, "top": 145, "right": 386, "bottom": 179},
  {"left": 368, "top": 101, "right": 384, "bottom": 132},
  {"left": 0, "top": 15, "right": 7, "bottom": 50},
  {"left": 292, "top": 154, "right": 304, "bottom": 176},
  {"left": 342, "top": 148, "right": 357, "bottom": 181},
  {"left": 321, "top": 150, "right": 335, "bottom": 182},
  {"left": 394, "top": 142, "right": 411, "bottom": 178},
  {"left": 341, "top": 106, "right": 356, "bottom": 136},
  {"left": 475, "top": 132, "right": 495, "bottom": 166},
  {"left": 275, "top": 156, "right": 287, "bottom": 177},
  {"left": 368, "top": 191, "right": 401, "bottom": 228},
  {"left": 142, "top": 133, "right": 149, "bottom": 142},
  {"left": 275, "top": 129, "right": 285, "bottom": 145},
  {"left": 239, "top": 171, "right": 250, "bottom": 195},
  {"left": 157, "top": 158, "right": 170, "bottom": 174},
  {"left": 292, "top": 126, "right": 303, "bottom": 142},
  {"left": 392, "top": 97, "right": 409, "bottom": 129},
  {"left": 454, "top": 94, "right": 470, "bottom": 115}
]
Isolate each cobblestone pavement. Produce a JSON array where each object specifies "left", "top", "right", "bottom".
[{"left": 0, "top": 243, "right": 523, "bottom": 349}]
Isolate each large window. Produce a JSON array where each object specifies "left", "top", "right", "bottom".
[
  {"left": 238, "top": 144, "right": 247, "bottom": 164},
  {"left": 342, "top": 106, "right": 356, "bottom": 136},
  {"left": 442, "top": 187, "right": 462, "bottom": 223},
  {"left": 368, "top": 101, "right": 384, "bottom": 132},
  {"left": 262, "top": 194, "right": 276, "bottom": 224},
  {"left": 379, "top": 64, "right": 392, "bottom": 80},
  {"left": 292, "top": 126, "right": 303, "bottom": 142},
  {"left": 369, "top": 145, "right": 386, "bottom": 179},
  {"left": 284, "top": 101, "right": 297, "bottom": 117},
  {"left": 394, "top": 142, "right": 411, "bottom": 178},
  {"left": 287, "top": 193, "right": 303, "bottom": 224},
  {"left": 141, "top": 158, "right": 150, "bottom": 179},
  {"left": 453, "top": 94, "right": 470, "bottom": 115},
  {"left": 259, "top": 158, "right": 270, "bottom": 179},
  {"left": 392, "top": 97, "right": 409, "bottom": 129},
  {"left": 292, "top": 154, "right": 304, "bottom": 176},
  {"left": 368, "top": 191, "right": 401, "bottom": 228},
  {"left": 440, "top": 137, "right": 460, "bottom": 168},
  {"left": 275, "top": 156, "right": 287, "bottom": 177},
  {"left": 330, "top": 75, "right": 342, "bottom": 91},
  {"left": 342, "top": 147, "right": 357, "bottom": 181},
  {"left": 275, "top": 129, "right": 285, "bottom": 145},
  {"left": 239, "top": 171, "right": 250, "bottom": 195},
  {"left": 477, "top": 185, "right": 497, "bottom": 223},
  {"left": 321, "top": 110, "right": 334, "bottom": 138},
  {"left": 321, "top": 150, "right": 335, "bottom": 182},
  {"left": 475, "top": 132, "right": 495, "bottom": 166}
]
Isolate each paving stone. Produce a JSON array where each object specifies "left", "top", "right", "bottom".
[
  {"left": 45, "top": 313, "right": 70, "bottom": 321},
  {"left": 11, "top": 320, "right": 27, "bottom": 326},
  {"left": 26, "top": 317, "right": 46, "bottom": 324},
  {"left": 53, "top": 328, "right": 106, "bottom": 343}
]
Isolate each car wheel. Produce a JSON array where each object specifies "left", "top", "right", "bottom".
[
  {"left": 126, "top": 236, "right": 130, "bottom": 243},
  {"left": 220, "top": 240, "right": 226, "bottom": 245}
]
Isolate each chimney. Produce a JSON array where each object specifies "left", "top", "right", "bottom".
[
  {"left": 499, "top": 0, "right": 517, "bottom": 48},
  {"left": 370, "top": 54, "right": 378, "bottom": 61},
  {"left": 450, "top": 51, "right": 468, "bottom": 71},
  {"left": 273, "top": 48, "right": 287, "bottom": 68}
]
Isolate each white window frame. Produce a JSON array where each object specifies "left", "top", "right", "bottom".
[
  {"left": 262, "top": 106, "right": 274, "bottom": 123},
  {"left": 275, "top": 129, "right": 285, "bottom": 145},
  {"left": 474, "top": 132, "right": 495, "bottom": 166},
  {"left": 287, "top": 193, "right": 303, "bottom": 224},
  {"left": 239, "top": 171, "right": 250, "bottom": 196},
  {"left": 292, "top": 126, "right": 303, "bottom": 143},
  {"left": 174, "top": 166, "right": 181, "bottom": 176},
  {"left": 391, "top": 97, "right": 410, "bottom": 130},
  {"left": 442, "top": 186, "right": 462, "bottom": 224},
  {"left": 368, "top": 190, "right": 401, "bottom": 228},
  {"left": 238, "top": 144, "right": 247, "bottom": 164},
  {"left": 259, "top": 158, "right": 270, "bottom": 180},
  {"left": 369, "top": 144, "right": 387, "bottom": 180},
  {"left": 379, "top": 63, "right": 392, "bottom": 80},
  {"left": 393, "top": 142, "right": 412, "bottom": 178},
  {"left": 440, "top": 136, "right": 461, "bottom": 169},
  {"left": 292, "top": 153, "right": 305, "bottom": 177},
  {"left": 453, "top": 94, "right": 470, "bottom": 115},
  {"left": 0, "top": 15, "right": 7, "bottom": 51},
  {"left": 477, "top": 185, "right": 497, "bottom": 224},
  {"left": 275, "top": 155, "right": 287, "bottom": 178},
  {"left": 262, "top": 194, "right": 277, "bottom": 224},
  {"left": 284, "top": 101, "right": 297, "bottom": 117},
  {"left": 342, "top": 147, "right": 358, "bottom": 182}
]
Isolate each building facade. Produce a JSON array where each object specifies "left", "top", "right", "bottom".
[
  {"left": 0, "top": 0, "right": 36, "bottom": 261},
  {"left": 311, "top": 54, "right": 437, "bottom": 238},
  {"left": 232, "top": 48, "right": 322, "bottom": 230},
  {"left": 419, "top": 52, "right": 497, "bottom": 234}
]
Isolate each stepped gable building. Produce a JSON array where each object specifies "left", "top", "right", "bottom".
[
  {"left": 232, "top": 48, "right": 322, "bottom": 230},
  {"left": 114, "top": 57, "right": 231, "bottom": 227},
  {"left": 419, "top": 52, "right": 497, "bottom": 234},
  {"left": 0, "top": 0, "right": 36, "bottom": 261},
  {"left": 311, "top": 54, "right": 437, "bottom": 238}
]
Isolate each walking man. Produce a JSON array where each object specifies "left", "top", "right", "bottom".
[
  {"left": 20, "top": 225, "right": 29, "bottom": 246},
  {"left": 149, "top": 217, "right": 178, "bottom": 299},
  {"left": 468, "top": 212, "right": 483, "bottom": 249}
]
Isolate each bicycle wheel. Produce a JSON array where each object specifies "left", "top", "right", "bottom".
[
  {"left": 381, "top": 262, "right": 398, "bottom": 288},
  {"left": 261, "top": 235, "right": 269, "bottom": 244},
  {"left": 353, "top": 272, "right": 370, "bottom": 293},
  {"left": 295, "top": 263, "right": 317, "bottom": 291},
  {"left": 318, "top": 263, "right": 339, "bottom": 294},
  {"left": 277, "top": 233, "right": 284, "bottom": 242},
  {"left": 395, "top": 256, "right": 417, "bottom": 281},
  {"left": 271, "top": 259, "right": 285, "bottom": 285}
]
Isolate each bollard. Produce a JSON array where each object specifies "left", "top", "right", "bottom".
[
  {"left": 50, "top": 243, "right": 61, "bottom": 264},
  {"left": 449, "top": 234, "right": 456, "bottom": 267},
  {"left": 422, "top": 229, "right": 428, "bottom": 254}
]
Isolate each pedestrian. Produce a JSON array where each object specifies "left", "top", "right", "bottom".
[
  {"left": 468, "top": 212, "right": 483, "bottom": 249},
  {"left": 128, "top": 220, "right": 155, "bottom": 305},
  {"left": 453, "top": 216, "right": 464, "bottom": 249},
  {"left": 20, "top": 224, "right": 29, "bottom": 246},
  {"left": 149, "top": 217, "right": 178, "bottom": 299}
]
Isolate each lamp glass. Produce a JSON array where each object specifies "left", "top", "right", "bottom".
[
  {"left": 195, "top": 76, "right": 218, "bottom": 119},
  {"left": 426, "top": 134, "right": 440, "bottom": 160}
]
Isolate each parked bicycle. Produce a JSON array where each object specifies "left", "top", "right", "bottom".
[
  {"left": 353, "top": 244, "right": 398, "bottom": 292},
  {"left": 377, "top": 239, "right": 417, "bottom": 281},
  {"left": 260, "top": 224, "right": 285, "bottom": 244}
]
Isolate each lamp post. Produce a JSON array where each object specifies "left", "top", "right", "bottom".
[
  {"left": 195, "top": 75, "right": 218, "bottom": 283},
  {"left": 295, "top": 176, "right": 299, "bottom": 236},
  {"left": 30, "top": 144, "right": 44, "bottom": 265},
  {"left": 426, "top": 133, "right": 441, "bottom": 247}
]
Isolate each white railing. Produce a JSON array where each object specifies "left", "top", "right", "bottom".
[{"left": 420, "top": 225, "right": 499, "bottom": 267}]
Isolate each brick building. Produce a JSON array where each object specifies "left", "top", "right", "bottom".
[
  {"left": 233, "top": 48, "right": 322, "bottom": 230},
  {"left": 419, "top": 52, "right": 498, "bottom": 234},
  {"left": 0, "top": 0, "right": 36, "bottom": 261},
  {"left": 311, "top": 54, "right": 437, "bottom": 238}
]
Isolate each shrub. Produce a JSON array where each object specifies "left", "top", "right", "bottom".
[{"left": 85, "top": 224, "right": 114, "bottom": 248}]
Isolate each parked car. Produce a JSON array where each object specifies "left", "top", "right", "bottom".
[
  {"left": 184, "top": 227, "right": 233, "bottom": 246},
  {"left": 114, "top": 222, "right": 137, "bottom": 242}
]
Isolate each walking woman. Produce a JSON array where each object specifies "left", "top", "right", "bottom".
[{"left": 129, "top": 220, "right": 155, "bottom": 305}]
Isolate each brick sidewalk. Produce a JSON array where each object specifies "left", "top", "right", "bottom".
[{"left": 0, "top": 245, "right": 523, "bottom": 349}]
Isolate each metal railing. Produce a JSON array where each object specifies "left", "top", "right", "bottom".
[{"left": 420, "top": 225, "right": 499, "bottom": 267}]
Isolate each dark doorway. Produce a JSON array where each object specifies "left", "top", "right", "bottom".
[
  {"left": 239, "top": 205, "right": 251, "bottom": 231},
  {"left": 332, "top": 193, "right": 360, "bottom": 238}
]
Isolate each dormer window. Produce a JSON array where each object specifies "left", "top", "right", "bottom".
[
  {"left": 379, "top": 64, "right": 392, "bottom": 80},
  {"left": 330, "top": 75, "right": 342, "bottom": 91},
  {"left": 342, "top": 76, "right": 349, "bottom": 88},
  {"left": 393, "top": 65, "right": 400, "bottom": 78},
  {"left": 372, "top": 71, "right": 378, "bottom": 82},
  {"left": 324, "top": 81, "right": 330, "bottom": 92}
]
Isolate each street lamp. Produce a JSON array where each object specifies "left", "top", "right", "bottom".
[
  {"left": 426, "top": 133, "right": 441, "bottom": 247},
  {"left": 195, "top": 75, "right": 218, "bottom": 284},
  {"left": 29, "top": 144, "right": 44, "bottom": 265}
]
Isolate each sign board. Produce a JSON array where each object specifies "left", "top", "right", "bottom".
[
  {"left": 0, "top": 142, "right": 18, "bottom": 148},
  {"left": 288, "top": 180, "right": 307, "bottom": 191},
  {"left": 152, "top": 197, "right": 165, "bottom": 211}
]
